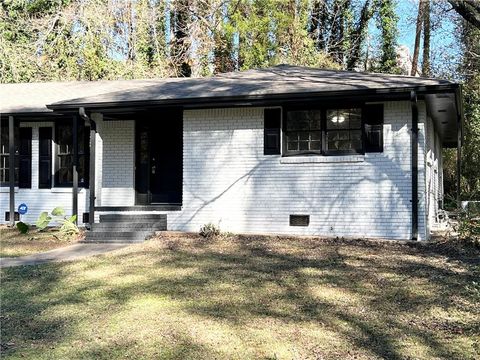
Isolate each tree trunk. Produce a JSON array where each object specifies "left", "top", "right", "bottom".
[
  {"left": 411, "top": 0, "right": 423, "bottom": 76},
  {"left": 422, "top": 0, "right": 431, "bottom": 76},
  {"left": 347, "top": 0, "right": 371, "bottom": 70}
]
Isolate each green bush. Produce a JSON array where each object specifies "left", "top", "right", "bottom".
[{"left": 16, "top": 221, "right": 29, "bottom": 234}]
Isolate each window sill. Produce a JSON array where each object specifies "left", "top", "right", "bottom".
[
  {"left": 51, "top": 187, "right": 87, "bottom": 193},
  {"left": 280, "top": 155, "right": 365, "bottom": 164},
  {"left": 0, "top": 187, "right": 19, "bottom": 193}
]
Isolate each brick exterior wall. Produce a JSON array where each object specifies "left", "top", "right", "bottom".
[
  {"left": 1, "top": 101, "right": 436, "bottom": 240},
  {"left": 100, "top": 120, "right": 135, "bottom": 206},
  {"left": 96, "top": 101, "right": 428, "bottom": 240}
]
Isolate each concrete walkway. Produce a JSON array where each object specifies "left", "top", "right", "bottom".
[{"left": 0, "top": 243, "right": 128, "bottom": 268}]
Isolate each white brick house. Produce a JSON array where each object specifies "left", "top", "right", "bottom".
[{"left": 0, "top": 65, "right": 463, "bottom": 241}]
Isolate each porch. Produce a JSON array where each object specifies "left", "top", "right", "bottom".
[{"left": 1, "top": 108, "right": 184, "bottom": 230}]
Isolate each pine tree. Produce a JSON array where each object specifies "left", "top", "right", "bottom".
[{"left": 374, "top": 0, "right": 399, "bottom": 74}]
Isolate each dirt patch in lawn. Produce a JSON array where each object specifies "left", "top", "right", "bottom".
[
  {"left": 1, "top": 232, "right": 479, "bottom": 359},
  {"left": 0, "top": 226, "right": 82, "bottom": 257}
]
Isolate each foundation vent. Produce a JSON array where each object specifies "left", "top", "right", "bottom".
[
  {"left": 5, "top": 211, "right": 20, "bottom": 222},
  {"left": 289, "top": 215, "right": 310, "bottom": 227}
]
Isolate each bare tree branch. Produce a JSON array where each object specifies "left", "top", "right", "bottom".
[{"left": 448, "top": 0, "right": 480, "bottom": 29}]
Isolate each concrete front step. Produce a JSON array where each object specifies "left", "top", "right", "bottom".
[
  {"left": 91, "top": 222, "right": 166, "bottom": 232},
  {"left": 100, "top": 214, "right": 167, "bottom": 223},
  {"left": 79, "top": 238, "right": 146, "bottom": 244},
  {"left": 85, "top": 231, "right": 153, "bottom": 241},
  {"left": 83, "top": 214, "right": 167, "bottom": 244}
]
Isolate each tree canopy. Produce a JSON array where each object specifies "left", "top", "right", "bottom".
[{"left": 0, "top": 0, "right": 479, "bottom": 201}]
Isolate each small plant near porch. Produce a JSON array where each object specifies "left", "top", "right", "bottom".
[
  {"left": 35, "top": 207, "right": 79, "bottom": 239},
  {"left": 199, "top": 223, "right": 221, "bottom": 238}
]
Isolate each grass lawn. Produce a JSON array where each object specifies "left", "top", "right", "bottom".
[
  {"left": 1, "top": 232, "right": 479, "bottom": 359},
  {"left": 0, "top": 226, "right": 79, "bottom": 258}
]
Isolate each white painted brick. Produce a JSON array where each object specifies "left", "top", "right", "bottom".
[{"left": 1, "top": 101, "right": 438, "bottom": 240}]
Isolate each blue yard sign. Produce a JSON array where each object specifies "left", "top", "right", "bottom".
[{"left": 18, "top": 203, "right": 28, "bottom": 215}]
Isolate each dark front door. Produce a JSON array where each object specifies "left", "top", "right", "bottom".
[{"left": 135, "top": 110, "right": 182, "bottom": 205}]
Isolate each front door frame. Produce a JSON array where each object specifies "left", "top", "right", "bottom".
[{"left": 134, "top": 111, "right": 183, "bottom": 206}]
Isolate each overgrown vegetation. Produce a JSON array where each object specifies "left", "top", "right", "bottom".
[{"left": 1, "top": 233, "right": 479, "bottom": 359}]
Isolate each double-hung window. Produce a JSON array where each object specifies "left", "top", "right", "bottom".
[
  {"left": 284, "top": 110, "right": 322, "bottom": 155},
  {"left": 279, "top": 105, "right": 382, "bottom": 156},
  {"left": 0, "top": 120, "right": 31, "bottom": 188},
  {"left": 55, "top": 121, "right": 89, "bottom": 187},
  {"left": 326, "top": 108, "right": 362, "bottom": 154},
  {"left": 0, "top": 121, "right": 18, "bottom": 186}
]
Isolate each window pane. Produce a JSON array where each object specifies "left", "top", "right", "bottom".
[
  {"left": 327, "top": 108, "right": 362, "bottom": 130},
  {"left": 327, "top": 131, "right": 348, "bottom": 150},
  {"left": 289, "top": 131, "right": 299, "bottom": 141},
  {"left": 350, "top": 130, "right": 362, "bottom": 150},
  {"left": 327, "top": 110, "right": 347, "bottom": 130},
  {"left": 327, "top": 130, "right": 362, "bottom": 151},
  {"left": 57, "top": 125, "right": 72, "bottom": 152},
  {"left": 299, "top": 132, "right": 309, "bottom": 141},
  {"left": 310, "top": 140, "right": 321, "bottom": 150},
  {"left": 311, "top": 132, "right": 321, "bottom": 141},
  {"left": 287, "top": 111, "right": 320, "bottom": 130},
  {"left": 349, "top": 108, "right": 362, "bottom": 128},
  {"left": 287, "top": 141, "right": 299, "bottom": 151},
  {"left": 299, "top": 141, "right": 309, "bottom": 150}
]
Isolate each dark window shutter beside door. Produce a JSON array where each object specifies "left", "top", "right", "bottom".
[
  {"left": 39, "top": 127, "right": 52, "bottom": 189},
  {"left": 264, "top": 108, "right": 281, "bottom": 155},
  {"left": 364, "top": 104, "right": 384, "bottom": 152},
  {"left": 18, "top": 127, "right": 32, "bottom": 188}
]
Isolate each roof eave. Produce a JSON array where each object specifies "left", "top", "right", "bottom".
[{"left": 46, "top": 84, "right": 460, "bottom": 113}]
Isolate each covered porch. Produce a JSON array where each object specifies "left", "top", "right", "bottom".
[{"left": 2, "top": 106, "right": 184, "bottom": 227}]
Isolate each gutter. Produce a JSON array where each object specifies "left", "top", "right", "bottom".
[
  {"left": 46, "top": 84, "right": 460, "bottom": 112},
  {"left": 410, "top": 91, "right": 419, "bottom": 241}
]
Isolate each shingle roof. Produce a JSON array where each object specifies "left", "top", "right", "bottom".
[
  {"left": 0, "top": 65, "right": 457, "bottom": 114},
  {"left": 0, "top": 78, "right": 169, "bottom": 114}
]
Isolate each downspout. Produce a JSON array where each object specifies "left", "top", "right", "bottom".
[
  {"left": 455, "top": 86, "right": 464, "bottom": 209},
  {"left": 79, "top": 107, "right": 96, "bottom": 227},
  {"left": 410, "top": 91, "right": 419, "bottom": 240}
]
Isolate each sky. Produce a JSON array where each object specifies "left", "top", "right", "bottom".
[{"left": 367, "top": 0, "right": 460, "bottom": 77}]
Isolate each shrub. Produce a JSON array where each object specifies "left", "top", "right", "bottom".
[
  {"left": 16, "top": 221, "right": 29, "bottom": 234},
  {"left": 457, "top": 212, "right": 480, "bottom": 248},
  {"left": 199, "top": 223, "right": 221, "bottom": 238}
]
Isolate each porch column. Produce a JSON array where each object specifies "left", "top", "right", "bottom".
[
  {"left": 72, "top": 115, "right": 78, "bottom": 224},
  {"left": 9, "top": 115, "right": 15, "bottom": 226},
  {"left": 88, "top": 114, "right": 99, "bottom": 226}
]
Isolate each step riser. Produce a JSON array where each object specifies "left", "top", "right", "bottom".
[
  {"left": 85, "top": 214, "right": 167, "bottom": 244},
  {"left": 86, "top": 233, "right": 152, "bottom": 240},
  {"left": 91, "top": 223, "right": 166, "bottom": 231},
  {"left": 100, "top": 215, "right": 167, "bottom": 223},
  {"left": 80, "top": 239, "right": 145, "bottom": 244}
]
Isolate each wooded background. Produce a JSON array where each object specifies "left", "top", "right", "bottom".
[{"left": 0, "top": 0, "right": 478, "bottom": 203}]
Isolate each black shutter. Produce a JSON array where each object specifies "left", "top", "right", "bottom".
[
  {"left": 364, "top": 104, "right": 384, "bottom": 153},
  {"left": 39, "top": 127, "right": 52, "bottom": 188},
  {"left": 264, "top": 108, "right": 281, "bottom": 155},
  {"left": 18, "top": 127, "right": 31, "bottom": 188}
]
